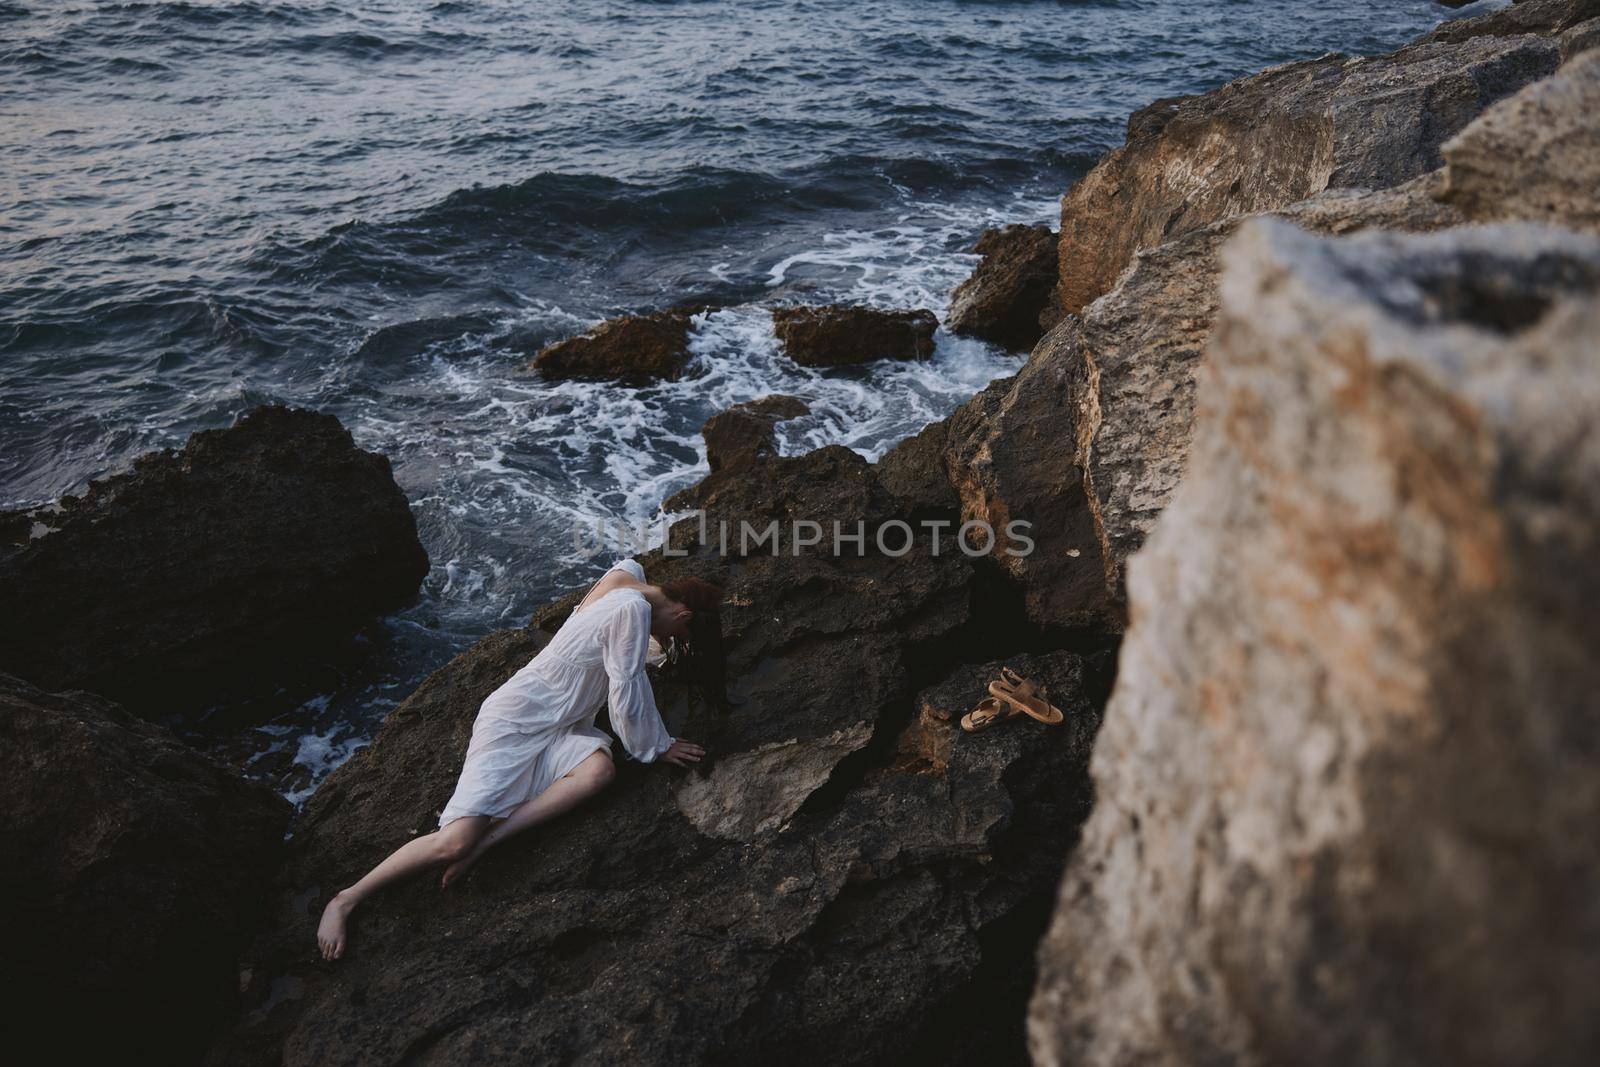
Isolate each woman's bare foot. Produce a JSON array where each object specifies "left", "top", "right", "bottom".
[{"left": 317, "top": 892, "right": 354, "bottom": 960}]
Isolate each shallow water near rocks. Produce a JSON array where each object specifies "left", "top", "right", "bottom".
[{"left": 0, "top": 0, "right": 1489, "bottom": 797}]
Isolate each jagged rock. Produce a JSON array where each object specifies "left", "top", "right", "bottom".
[
  {"left": 0, "top": 405, "right": 429, "bottom": 723},
  {"left": 527, "top": 310, "right": 695, "bottom": 383},
  {"left": 1051, "top": 10, "right": 1564, "bottom": 317},
  {"left": 1427, "top": 0, "right": 1600, "bottom": 44},
  {"left": 701, "top": 394, "right": 809, "bottom": 474},
  {"left": 1029, "top": 220, "right": 1600, "bottom": 1067},
  {"left": 905, "top": 173, "right": 1459, "bottom": 632},
  {"left": 1562, "top": 16, "right": 1600, "bottom": 58},
  {"left": 946, "top": 224, "right": 1059, "bottom": 351},
  {"left": 209, "top": 440, "right": 1112, "bottom": 1064},
  {"left": 938, "top": 344, "right": 1109, "bottom": 631},
  {"left": 874, "top": 417, "right": 961, "bottom": 516},
  {"left": 2, "top": 672, "right": 290, "bottom": 1062},
  {"left": 1439, "top": 48, "right": 1600, "bottom": 231},
  {"left": 771, "top": 305, "right": 937, "bottom": 367}
]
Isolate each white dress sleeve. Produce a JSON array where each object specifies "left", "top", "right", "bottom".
[
  {"left": 600, "top": 594, "right": 675, "bottom": 763},
  {"left": 611, "top": 558, "right": 646, "bottom": 581}
]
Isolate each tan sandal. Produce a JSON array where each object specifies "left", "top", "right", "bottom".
[
  {"left": 988, "top": 668, "right": 1064, "bottom": 726},
  {"left": 960, "top": 696, "right": 1020, "bottom": 733}
]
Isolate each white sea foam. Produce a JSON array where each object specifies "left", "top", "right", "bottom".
[{"left": 298, "top": 190, "right": 1056, "bottom": 797}]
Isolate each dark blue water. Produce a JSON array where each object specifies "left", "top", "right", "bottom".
[{"left": 0, "top": 0, "right": 1487, "bottom": 796}]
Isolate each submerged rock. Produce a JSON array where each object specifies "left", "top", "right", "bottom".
[
  {"left": 701, "top": 394, "right": 810, "bottom": 474},
  {"left": 771, "top": 305, "right": 937, "bottom": 367},
  {"left": 1051, "top": 4, "right": 1566, "bottom": 318},
  {"left": 946, "top": 224, "right": 1059, "bottom": 351},
  {"left": 1029, "top": 220, "right": 1600, "bottom": 1067},
  {"left": 2, "top": 672, "right": 290, "bottom": 1062},
  {"left": 0, "top": 405, "right": 429, "bottom": 723},
  {"left": 210, "top": 436, "right": 1115, "bottom": 1064},
  {"left": 528, "top": 309, "right": 695, "bottom": 383}
]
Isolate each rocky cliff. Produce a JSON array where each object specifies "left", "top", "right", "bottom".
[
  {"left": 1048, "top": 0, "right": 1597, "bottom": 321},
  {"left": 1019, "top": 14, "right": 1600, "bottom": 1064},
  {"left": 1028, "top": 216, "right": 1600, "bottom": 1067}
]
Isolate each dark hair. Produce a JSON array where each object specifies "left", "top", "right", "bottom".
[{"left": 659, "top": 577, "right": 732, "bottom": 710}]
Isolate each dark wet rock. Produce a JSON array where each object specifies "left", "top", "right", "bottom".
[
  {"left": 1030, "top": 220, "right": 1600, "bottom": 1067},
  {"left": 874, "top": 417, "right": 960, "bottom": 516},
  {"left": 0, "top": 405, "right": 429, "bottom": 724},
  {"left": 771, "top": 305, "right": 937, "bottom": 367},
  {"left": 946, "top": 224, "right": 1059, "bottom": 351},
  {"left": 527, "top": 309, "right": 695, "bottom": 383},
  {"left": 1052, "top": 13, "right": 1563, "bottom": 317},
  {"left": 701, "top": 394, "right": 810, "bottom": 474},
  {"left": 2, "top": 671, "right": 290, "bottom": 1063},
  {"left": 210, "top": 430, "right": 1115, "bottom": 1064}
]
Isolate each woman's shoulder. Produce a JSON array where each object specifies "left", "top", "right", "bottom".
[{"left": 609, "top": 558, "right": 646, "bottom": 582}]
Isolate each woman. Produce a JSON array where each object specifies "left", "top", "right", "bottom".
[{"left": 316, "top": 558, "right": 727, "bottom": 960}]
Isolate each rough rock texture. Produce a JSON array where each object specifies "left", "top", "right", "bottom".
[
  {"left": 0, "top": 405, "right": 429, "bottom": 723},
  {"left": 1440, "top": 48, "right": 1600, "bottom": 231},
  {"left": 209, "top": 439, "right": 1116, "bottom": 1065},
  {"left": 1051, "top": 5, "right": 1566, "bottom": 318},
  {"left": 771, "top": 305, "right": 937, "bottom": 367},
  {"left": 1068, "top": 174, "right": 1466, "bottom": 605},
  {"left": 528, "top": 310, "right": 695, "bottom": 383},
  {"left": 1030, "top": 220, "right": 1600, "bottom": 1067},
  {"left": 1, "top": 672, "right": 291, "bottom": 1062},
  {"left": 1428, "top": 0, "right": 1600, "bottom": 45},
  {"left": 701, "top": 394, "right": 810, "bottom": 474},
  {"left": 874, "top": 417, "right": 961, "bottom": 516},
  {"left": 946, "top": 224, "right": 1059, "bottom": 351}
]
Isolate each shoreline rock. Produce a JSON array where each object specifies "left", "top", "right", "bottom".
[
  {"left": 3, "top": 671, "right": 290, "bottom": 1063},
  {"left": 946, "top": 224, "right": 1059, "bottom": 351},
  {"left": 701, "top": 394, "right": 810, "bottom": 474},
  {"left": 1029, "top": 219, "right": 1600, "bottom": 1067},
  {"left": 1049, "top": 0, "right": 1571, "bottom": 320},
  {"left": 771, "top": 305, "right": 937, "bottom": 367},
  {"left": 526, "top": 309, "right": 696, "bottom": 383},
  {"left": 0, "top": 405, "right": 429, "bottom": 725}
]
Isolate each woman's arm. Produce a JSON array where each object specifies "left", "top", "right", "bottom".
[{"left": 600, "top": 596, "right": 691, "bottom": 763}]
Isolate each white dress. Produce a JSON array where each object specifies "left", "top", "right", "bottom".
[{"left": 438, "top": 559, "right": 676, "bottom": 827}]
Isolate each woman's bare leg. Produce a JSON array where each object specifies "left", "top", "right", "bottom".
[
  {"left": 316, "top": 814, "right": 490, "bottom": 960},
  {"left": 441, "top": 750, "right": 615, "bottom": 887}
]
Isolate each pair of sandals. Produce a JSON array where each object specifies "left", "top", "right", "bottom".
[{"left": 960, "top": 668, "right": 1065, "bottom": 733}]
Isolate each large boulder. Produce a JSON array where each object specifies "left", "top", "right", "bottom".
[
  {"left": 946, "top": 224, "right": 1059, "bottom": 351},
  {"left": 1029, "top": 220, "right": 1600, "bottom": 1067},
  {"left": 771, "top": 305, "right": 937, "bottom": 367},
  {"left": 209, "top": 439, "right": 1117, "bottom": 1065},
  {"left": 1049, "top": 1, "right": 1573, "bottom": 319},
  {"left": 700, "top": 394, "right": 810, "bottom": 474},
  {"left": 1439, "top": 47, "right": 1600, "bottom": 231},
  {"left": 0, "top": 405, "right": 429, "bottom": 723},
  {"left": 527, "top": 309, "right": 695, "bottom": 383},
  {"left": 1, "top": 672, "right": 291, "bottom": 1062},
  {"left": 927, "top": 39, "right": 1600, "bottom": 631}
]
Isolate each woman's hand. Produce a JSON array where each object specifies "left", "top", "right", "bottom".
[{"left": 660, "top": 739, "right": 705, "bottom": 766}]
